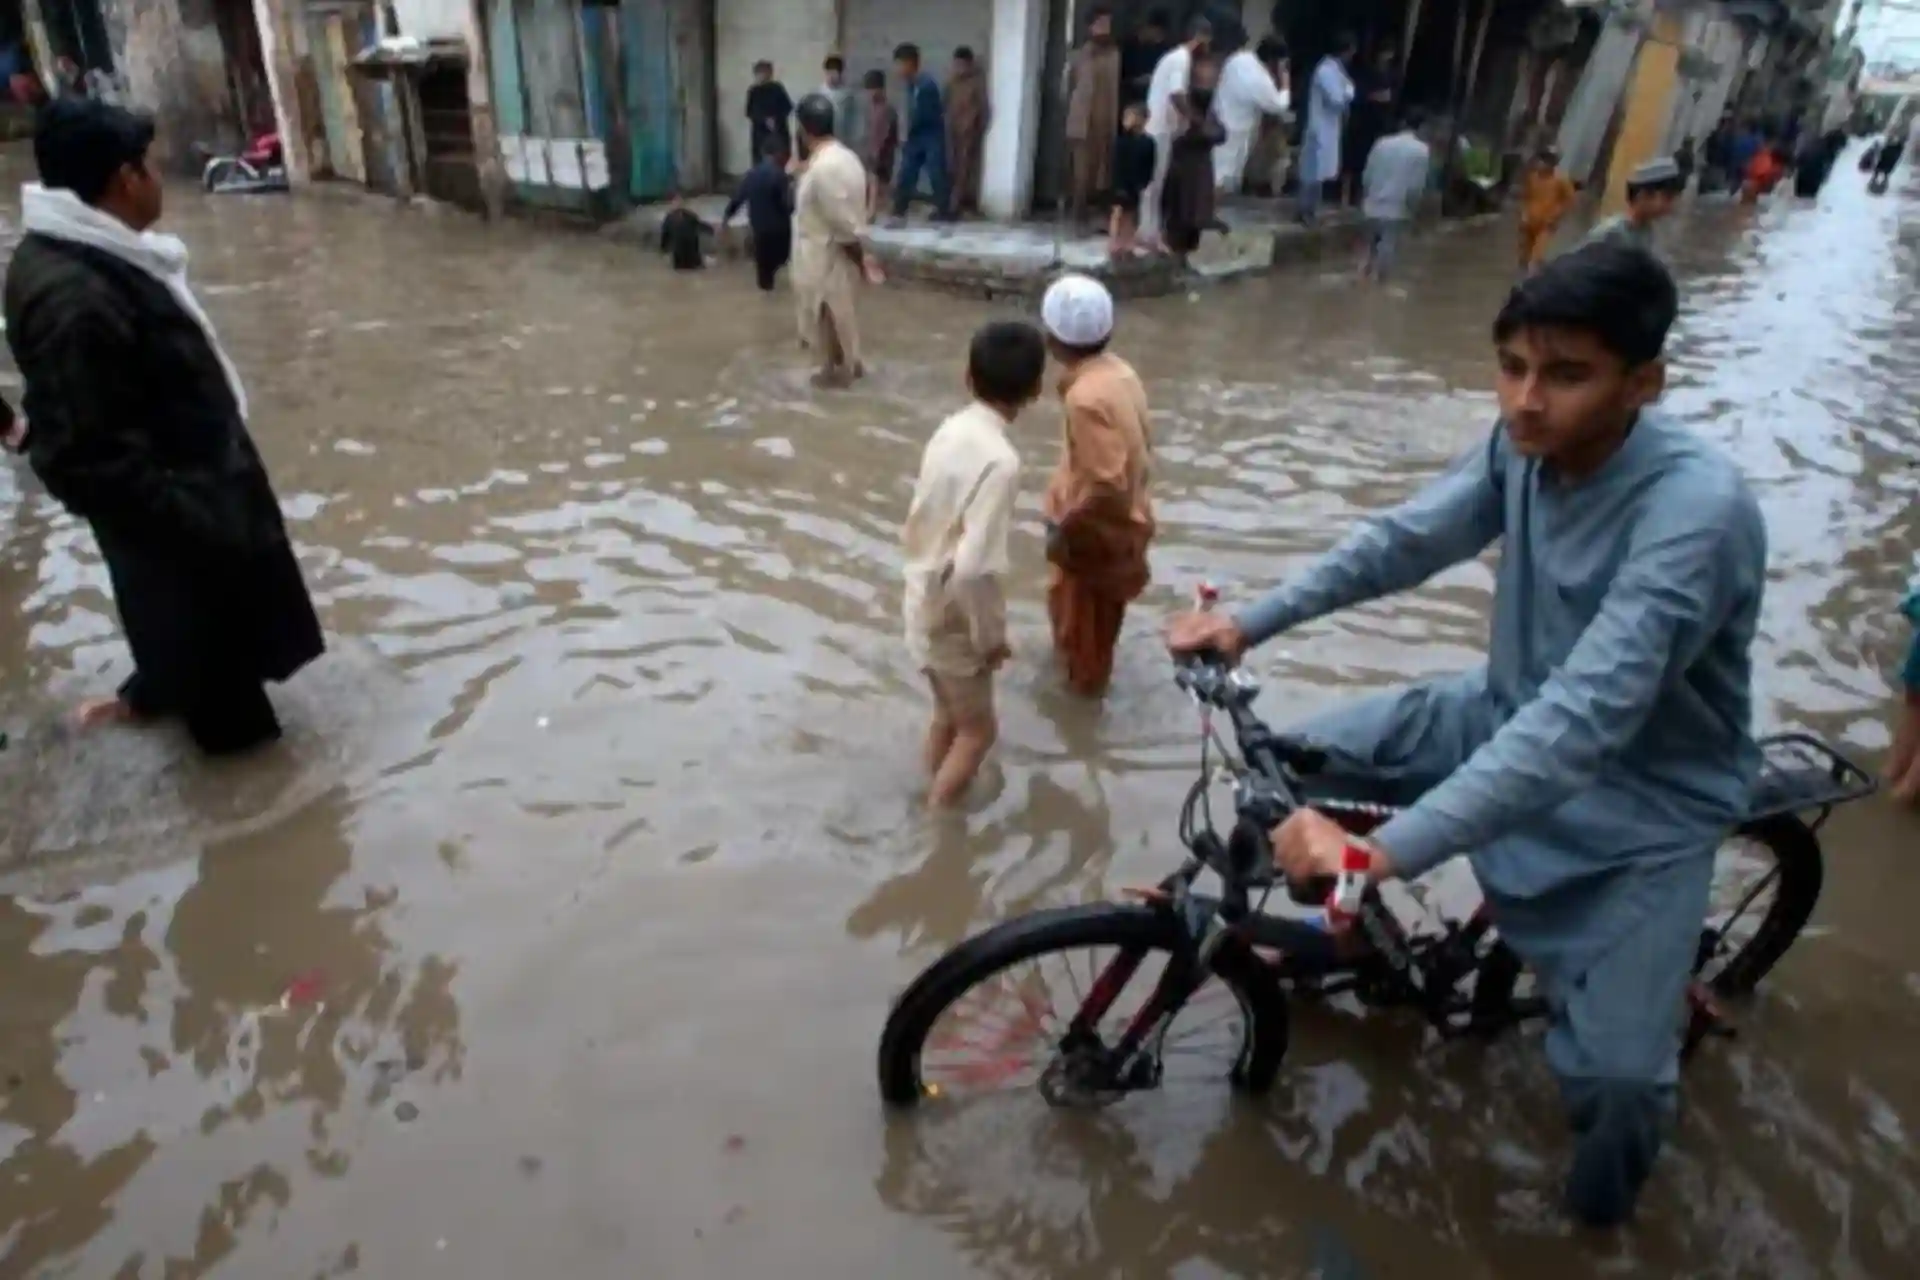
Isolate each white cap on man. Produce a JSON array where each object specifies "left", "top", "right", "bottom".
[{"left": 1040, "top": 273, "right": 1115, "bottom": 348}]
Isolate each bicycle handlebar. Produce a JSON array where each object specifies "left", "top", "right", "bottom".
[{"left": 1172, "top": 651, "right": 1319, "bottom": 897}]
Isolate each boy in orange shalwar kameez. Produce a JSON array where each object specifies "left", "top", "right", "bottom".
[
  {"left": 1038, "top": 274, "right": 1155, "bottom": 697},
  {"left": 1517, "top": 147, "right": 1577, "bottom": 271}
]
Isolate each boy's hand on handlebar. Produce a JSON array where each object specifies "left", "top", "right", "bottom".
[
  {"left": 1272, "top": 809, "right": 1384, "bottom": 884},
  {"left": 1165, "top": 611, "right": 1248, "bottom": 664}
]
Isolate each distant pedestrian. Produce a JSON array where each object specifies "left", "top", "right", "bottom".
[
  {"left": 1160, "top": 57, "right": 1224, "bottom": 261},
  {"left": 860, "top": 69, "right": 900, "bottom": 221},
  {"left": 1585, "top": 156, "right": 1681, "bottom": 251},
  {"left": 902, "top": 320, "right": 1045, "bottom": 807},
  {"left": 658, "top": 191, "right": 709, "bottom": 270},
  {"left": 1869, "top": 124, "right": 1905, "bottom": 194},
  {"left": 1673, "top": 137, "right": 1696, "bottom": 190},
  {"left": 1700, "top": 113, "right": 1735, "bottom": 194},
  {"left": 4, "top": 99, "right": 324, "bottom": 754},
  {"left": 945, "top": 46, "right": 989, "bottom": 217},
  {"left": 1039, "top": 275, "right": 1154, "bottom": 699},
  {"left": 1517, "top": 147, "right": 1577, "bottom": 271},
  {"left": 1359, "top": 107, "right": 1430, "bottom": 282},
  {"left": 745, "top": 60, "right": 793, "bottom": 168},
  {"left": 1298, "top": 31, "right": 1357, "bottom": 224},
  {"left": 1344, "top": 44, "right": 1397, "bottom": 206},
  {"left": 1108, "top": 102, "right": 1155, "bottom": 257},
  {"left": 1121, "top": 9, "right": 1173, "bottom": 111},
  {"left": 820, "top": 55, "right": 858, "bottom": 145},
  {"left": 723, "top": 141, "right": 793, "bottom": 290},
  {"left": 891, "top": 43, "right": 952, "bottom": 223},
  {"left": 1141, "top": 14, "right": 1210, "bottom": 250},
  {"left": 792, "top": 93, "right": 882, "bottom": 388},
  {"left": 1065, "top": 6, "right": 1122, "bottom": 227},
  {"left": 1213, "top": 35, "right": 1290, "bottom": 194},
  {"left": 1741, "top": 138, "right": 1784, "bottom": 202}
]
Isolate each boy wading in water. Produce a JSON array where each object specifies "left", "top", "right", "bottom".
[
  {"left": 902, "top": 321, "right": 1047, "bottom": 807},
  {"left": 1040, "top": 274, "right": 1154, "bottom": 697}
]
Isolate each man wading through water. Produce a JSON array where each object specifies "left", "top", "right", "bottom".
[
  {"left": 1169, "top": 242, "right": 1767, "bottom": 1228},
  {"left": 791, "top": 93, "right": 884, "bottom": 388},
  {"left": 5, "top": 100, "right": 324, "bottom": 753}
]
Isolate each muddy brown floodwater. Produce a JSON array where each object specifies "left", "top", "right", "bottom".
[{"left": 2, "top": 144, "right": 1918, "bottom": 1279}]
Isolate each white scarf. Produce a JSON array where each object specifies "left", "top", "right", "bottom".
[{"left": 20, "top": 182, "right": 248, "bottom": 420}]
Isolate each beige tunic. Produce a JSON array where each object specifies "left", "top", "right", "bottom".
[
  {"left": 901, "top": 401, "right": 1021, "bottom": 676},
  {"left": 792, "top": 138, "right": 869, "bottom": 367}
]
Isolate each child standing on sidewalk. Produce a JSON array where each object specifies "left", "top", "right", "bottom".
[{"left": 901, "top": 320, "right": 1047, "bottom": 807}]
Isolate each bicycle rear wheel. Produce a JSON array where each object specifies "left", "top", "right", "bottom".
[
  {"left": 877, "top": 904, "right": 1290, "bottom": 1108},
  {"left": 1699, "top": 814, "right": 1824, "bottom": 996}
]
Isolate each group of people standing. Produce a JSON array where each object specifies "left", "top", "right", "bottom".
[{"left": 740, "top": 45, "right": 993, "bottom": 228}]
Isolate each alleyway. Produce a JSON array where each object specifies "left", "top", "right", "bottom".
[{"left": 1, "top": 149, "right": 1917, "bottom": 1279}]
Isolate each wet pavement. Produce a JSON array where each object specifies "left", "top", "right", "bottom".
[{"left": 2, "top": 149, "right": 1918, "bottom": 1279}]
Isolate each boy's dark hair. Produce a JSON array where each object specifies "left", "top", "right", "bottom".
[
  {"left": 968, "top": 321, "right": 1048, "bottom": 406},
  {"left": 894, "top": 42, "right": 921, "bottom": 64},
  {"left": 1333, "top": 30, "right": 1358, "bottom": 55},
  {"left": 35, "top": 99, "right": 154, "bottom": 205},
  {"left": 1255, "top": 36, "right": 1286, "bottom": 64},
  {"left": 1492, "top": 240, "right": 1678, "bottom": 367},
  {"left": 753, "top": 59, "right": 773, "bottom": 74},
  {"left": 795, "top": 93, "right": 836, "bottom": 139},
  {"left": 761, "top": 136, "right": 789, "bottom": 161},
  {"left": 1086, "top": 3, "right": 1112, "bottom": 21},
  {"left": 1145, "top": 8, "right": 1170, "bottom": 28},
  {"left": 954, "top": 45, "right": 975, "bottom": 62},
  {"left": 1400, "top": 105, "right": 1428, "bottom": 133},
  {"left": 863, "top": 68, "right": 887, "bottom": 91},
  {"left": 1185, "top": 15, "right": 1211, "bottom": 41},
  {"left": 824, "top": 55, "right": 843, "bottom": 72}
]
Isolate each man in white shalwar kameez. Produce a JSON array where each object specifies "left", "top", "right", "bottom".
[
  {"left": 1141, "top": 15, "right": 1211, "bottom": 249},
  {"left": 1214, "top": 38, "right": 1291, "bottom": 193},
  {"left": 790, "top": 94, "right": 882, "bottom": 388},
  {"left": 1298, "top": 34, "right": 1356, "bottom": 223}
]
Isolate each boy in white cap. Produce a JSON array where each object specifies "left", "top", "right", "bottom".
[
  {"left": 901, "top": 320, "right": 1048, "bottom": 807},
  {"left": 1039, "top": 273, "right": 1155, "bottom": 697},
  {"left": 1584, "top": 156, "right": 1682, "bottom": 252}
]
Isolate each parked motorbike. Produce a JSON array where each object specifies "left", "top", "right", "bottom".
[{"left": 202, "top": 133, "right": 289, "bottom": 195}]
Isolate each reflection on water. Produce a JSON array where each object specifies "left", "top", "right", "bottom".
[{"left": 1, "top": 149, "right": 1917, "bottom": 1278}]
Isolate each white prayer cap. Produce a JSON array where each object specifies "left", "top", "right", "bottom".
[{"left": 1040, "top": 273, "right": 1115, "bottom": 347}]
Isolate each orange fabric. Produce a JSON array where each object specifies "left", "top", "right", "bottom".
[
  {"left": 1518, "top": 223, "right": 1554, "bottom": 268},
  {"left": 1048, "top": 566, "right": 1128, "bottom": 697},
  {"left": 1519, "top": 168, "right": 1576, "bottom": 235},
  {"left": 1743, "top": 150, "right": 1783, "bottom": 200},
  {"left": 1043, "top": 352, "right": 1155, "bottom": 601}
]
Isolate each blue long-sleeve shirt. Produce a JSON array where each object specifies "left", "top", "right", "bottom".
[
  {"left": 904, "top": 72, "right": 945, "bottom": 144},
  {"left": 1238, "top": 412, "right": 1767, "bottom": 899}
]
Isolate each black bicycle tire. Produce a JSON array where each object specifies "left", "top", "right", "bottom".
[
  {"left": 1707, "top": 813, "right": 1824, "bottom": 997},
  {"left": 876, "top": 904, "right": 1290, "bottom": 1108}
]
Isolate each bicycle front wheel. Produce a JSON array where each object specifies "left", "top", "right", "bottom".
[{"left": 877, "top": 904, "right": 1290, "bottom": 1109}]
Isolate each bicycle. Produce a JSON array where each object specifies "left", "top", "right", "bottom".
[{"left": 876, "top": 643, "right": 1878, "bottom": 1111}]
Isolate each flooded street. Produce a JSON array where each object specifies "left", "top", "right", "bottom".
[{"left": 3, "top": 146, "right": 1918, "bottom": 1278}]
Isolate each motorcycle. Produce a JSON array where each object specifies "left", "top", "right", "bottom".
[{"left": 202, "top": 133, "right": 290, "bottom": 195}]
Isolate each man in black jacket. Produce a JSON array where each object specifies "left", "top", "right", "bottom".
[
  {"left": 723, "top": 138, "right": 793, "bottom": 290},
  {"left": 4, "top": 100, "right": 324, "bottom": 755}
]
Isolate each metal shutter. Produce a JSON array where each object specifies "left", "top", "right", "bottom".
[{"left": 715, "top": 0, "right": 837, "bottom": 179}]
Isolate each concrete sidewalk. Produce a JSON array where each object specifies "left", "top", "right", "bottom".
[{"left": 608, "top": 193, "right": 1362, "bottom": 300}]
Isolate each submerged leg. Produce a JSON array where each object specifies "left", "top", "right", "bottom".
[
  {"left": 1545, "top": 859, "right": 1709, "bottom": 1228},
  {"left": 926, "top": 673, "right": 995, "bottom": 808},
  {"left": 183, "top": 678, "right": 283, "bottom": 756}
]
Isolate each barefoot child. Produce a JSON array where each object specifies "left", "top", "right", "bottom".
[
  {"left": 901, "top": 320, "right": 1047, "bottom": 806},
  {"left": 1110, "top": 103, "right": 1155, "bottom": 257},
  {"left": 1039, "top": 274, "right": 1154, "bottom": 697}
]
